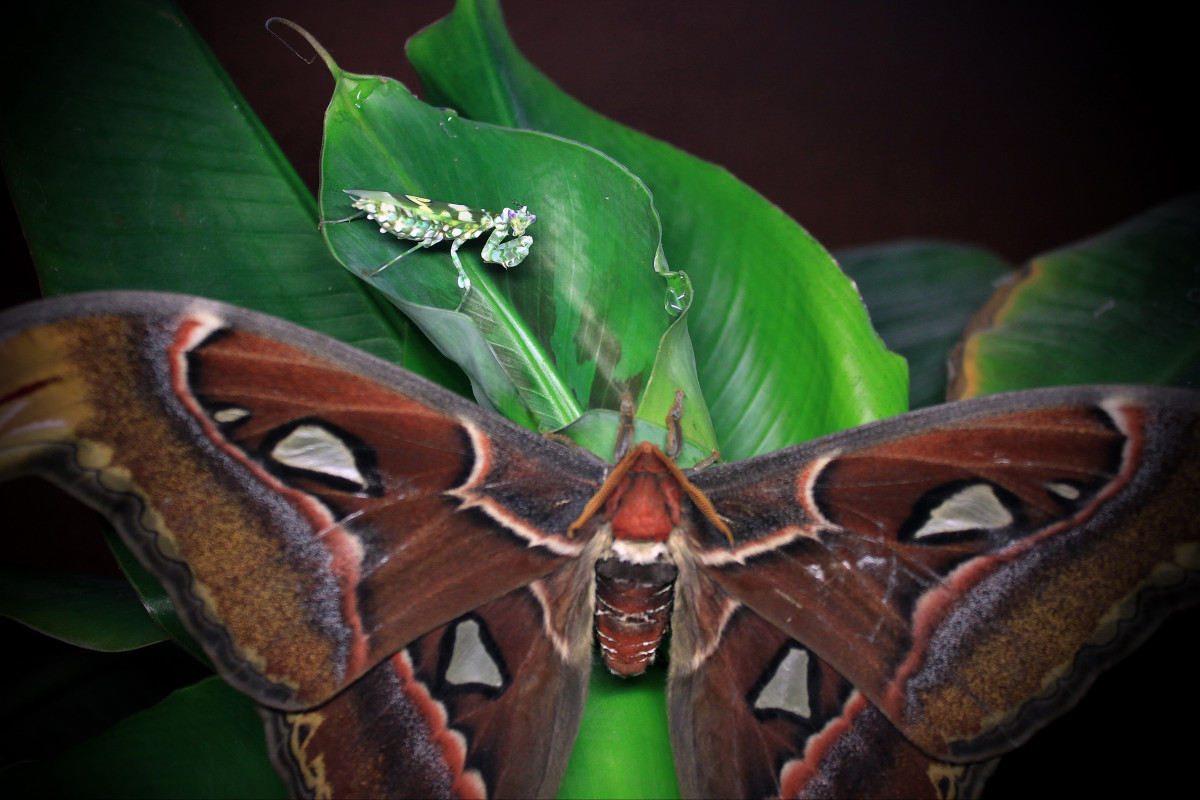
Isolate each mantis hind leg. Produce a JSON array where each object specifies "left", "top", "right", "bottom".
[
  {"left": 319, "top": 209, "right": 367, "bottom": 229},
  {"left": 368, "top": 240, "right": 428, "bottom": 276},
  {"left": 370, "top": 239, "right": 473, "bottom": 311}
]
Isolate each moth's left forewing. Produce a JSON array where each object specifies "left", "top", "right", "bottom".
[
  {"left": 682, "top": 386, "right": 1200, "bottom": 764},
  {"left": 0, "top": 292, "right": 607, "bottom": 712},
  {"left": 1, "top": 291, "right": 613, "bottom": 798}
]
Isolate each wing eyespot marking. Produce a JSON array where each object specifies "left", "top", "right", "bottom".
[
  {"left": 438, "top": 615, "right": 509, "bottom": 698},
  {"left": 209, "top": 404, "right": 251, "bottom": 426},
  {"left": 1046, "top": 480, "right": 1082, "bottom": 501},
  {"left": 744, "top": 633, "right": 856, "bottom": 764},
  {"left": 750, "top": 644, "right": 814, "bottom": 720},
  {"left": 900, "top": 480, "right": 1023, "bottom": 544},
  {"left": 260, "top": 418, "right": 383, "bottom": 497}
]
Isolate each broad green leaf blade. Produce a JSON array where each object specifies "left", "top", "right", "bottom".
[
  {"left": 406, "top": 4, "right": 899, "bottom": 796},
  {"left": 0, "top": 566, "right": 165, "bottom": 652},
  {"left": 316, "top": 49, "right": 682, "bottom": 433},
  {"left": 639, "top": 310, "right": 719, "bottom": 456},
  {"left": 558, "top": 666, "right": 677, "bottom": 800},
  {"left": 1, "top": 677, "right": 285, "bottom": 799},
  {"left": 836, "top": 241, "right": 1012, "bottom": 408},
  {"left": 389, "top": 293, "right": 539, "bottom": 428},
  {"left": 561, "top": 412, "right": 713, "bottom": 470},
  {"left": 0, "top": 0, "right": 443, "bottom": 376},
  {"left": 953, "top": 194, "right": 1200, "bottom": 398},
  {"left": 408, "top": 0, "right": 909, "bottom": 458}
]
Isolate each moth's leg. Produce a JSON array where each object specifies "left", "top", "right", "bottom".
[
  {"left": 665, "top": 390, "right": 685, "bottom": 460},
  {"left": 662, "top": 391, "right": 719, "bottom": 468},
  {"left": 614, "top": 394, "right": 636, "bottom": 461},
  {"left": 368, "top": 240, "right": 428, "bottom": 276}
]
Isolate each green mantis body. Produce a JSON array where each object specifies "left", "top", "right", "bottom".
[{"left": 341, "top": 190, "right": 536, "bottom": 294}]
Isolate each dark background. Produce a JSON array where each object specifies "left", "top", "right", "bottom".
[
  {"left": 10, "top": 2, "right": 1198, "bottom": 296},
  {"left": 189, "top": 1, "right": 1197, "bottom": 260},
  {"left": 4, "top": 2, "right": 1196, "bottom": 797}
]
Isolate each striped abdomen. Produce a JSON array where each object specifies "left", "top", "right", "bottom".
[{"left": 594, "top": 558, "right": 678, "bottom": 676}]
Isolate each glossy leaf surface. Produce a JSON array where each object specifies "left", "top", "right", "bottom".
[
  {"left": 0, "top": 567, "right": 165, "bottom": 652},
  {"left": 316, "top": 46, "right": 686, "bottom": 432},
  {"left": 953, "top": 194, "right": 1200, "bottom": 398},
  {"left": 0, "top": 0, "right": 451, "bottom": 382},
  {"left": 408, "top": 0, "right": 910, "bottom": 459},
  {"left": 3, "top": 677, "right": 284, "bottom": 799},
  {"left": 837, "top": 241, "right": 1011, "bottom": 408}
]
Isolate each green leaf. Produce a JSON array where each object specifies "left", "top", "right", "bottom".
[
  {"left": 0, "top": 566, "right": 165, "bottom": 652},
  {"left": 403, "top": 4, "right": 905, "bottom": 797},
  {"left": 639, "top": 310, "right": 719, "bottom": 458},
  {"left": 313, "top": 34, "right": 689, "bottom": 434},
  {"left": 561, "top": 412, "right": 713, "bottom": 470},
  {"left": 953, "top": 194, "right": 1200, "bottom": 397},
  {"left": 408, "top": 0, "right": 909, "bottom": 459},
  {"left": 0, "top": 619, "right": 212, "bottom": 773},
  {"left": 0, "top": 3, "right": 907, "bottom": 800},
  {"left": 2, "top": 677, "right": 285, "bottom": 799},
  {"left": 0, "top": 0, "right": 450, "bottom": 380},
  {"left": 558, "top": 666, "right": 677, "bottom": 800},
  {"left": 836, "top": 241, "right": 1012, "bottom": 408}
]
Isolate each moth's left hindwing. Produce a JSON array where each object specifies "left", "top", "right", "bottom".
[
  {"left": 0, "top": 291, "right": 603, "bottom": 798},
  {"left": 263, "top": 571, "right": 595, "bottom": 799}
]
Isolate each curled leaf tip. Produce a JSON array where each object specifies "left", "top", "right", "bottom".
[{"left": 265, "top": 18, "right": 341, "bottom": 78}]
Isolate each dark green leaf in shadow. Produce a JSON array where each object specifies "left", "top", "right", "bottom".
[
  {"left": 0, "top": 618, "right": 213, "bottom": 773},
  {"left": 408, "top": 0, "right": 909, "bottom": 458},
  {"left": 389, "top": 293, "right": 540, "bottom": 428},
  {"left": 311, "top": 29, "right": 686, "bottom": 433},
  {"left": 2, "top": 676, "right": 285, "bottom": 799},
  {"left": 639, "top": 308, "right": 719, "bottom": 456},
  {"left": 0, "top": 0, "right": 454, "bottom": 381},
  {"left": 836, "top": 241, "right": 1011, "bottom": 408},
  {"left": 952, "top": 194, "right": 1200, "bottom": 398},
  {"left": 0, "top": 566, "right": 165, "bottom": 652}
]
